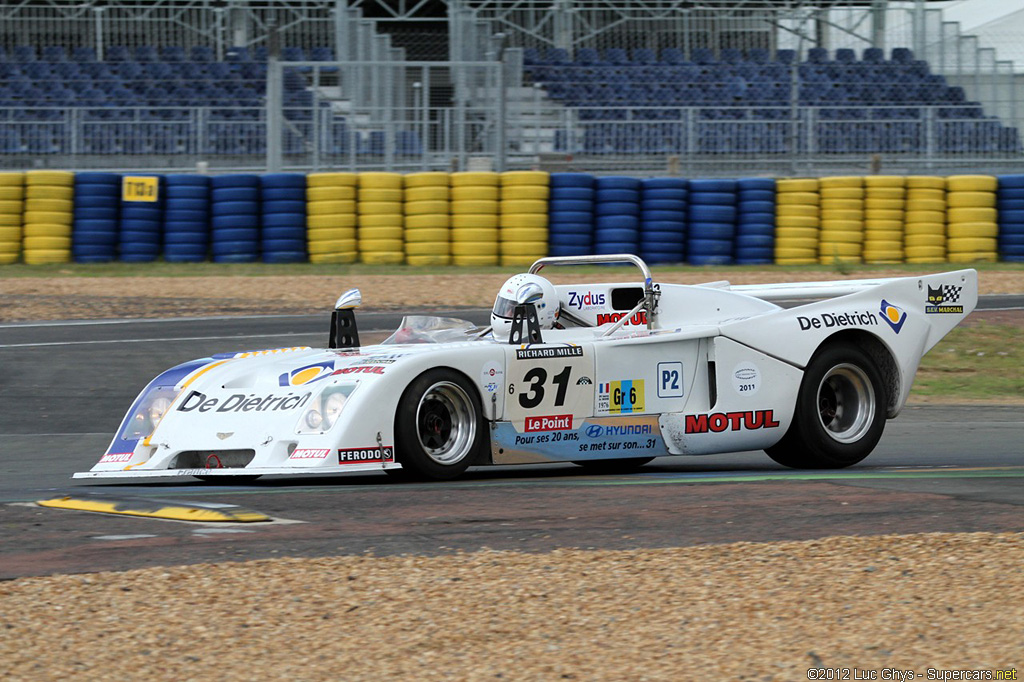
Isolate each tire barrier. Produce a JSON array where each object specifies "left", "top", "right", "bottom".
[
  {"left": 547, "top": 173, "right": 595, "bottom": 258},
  {"left": 997, "top": 174, "right": 1024, "bottom": 263},
  {"left": 306, "top": 172, "right": 357, "bottom": 264},
  {"left": 818, "top": 176, "right": 864, "bottom": 265},
  {"left": 0, "top": 172, "right": 24, "bottom": 264},
  {"left": 735, "top": 177, "right": 774, "bottom": 265},
  {"left": 774, "top": 178, "right": 819, "bottom": 265},
  {"left": 162, "top": 174, "right": 209, "bottom": 263},
  {"left": 500, "top": 171, "right": 549, "bottom": 267},
  {"left": 72, "top": 172, "right": 121, "bottom": 263},
  {"left": 357, "top": 172, "right": 404, "bottom": 265},
  {"left": 946, "top": 175, "right": 998, "bottom": 263},
  {"left": 687, "top": 178, "right": 736, "bottom": 265},
  {"left": 639, "top": 177, "right": 687, "bottom": 264},
  {"left": 118, "top": 175, "right": 164, "bottom": 263},
  {"left": 404, "top": 172, "right": 450, "bottom": 267},
  {"left": 210, "top": 174, "right": 260, "bottom": 263},
  {"left": 23, "top": 170, "right": 74, "bottom": 265},
  {"left": 260, "top": 173, "right": 307, "bottom": 264},
  {"left": 904, "top": 176, "right": 947, "bottom": 264},
  {"left": 862, "top": 176, "right": 905, "bottom": 264},
  {"left": 450, "top": 171, "right": 500, "bottom": 266},
  {"left": 594, "top": 176, "right": 641, "bottom": 256}
]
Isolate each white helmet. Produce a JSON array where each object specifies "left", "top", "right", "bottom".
[{"left": 491, "top": 273, "right": 559, "bottom": 339}]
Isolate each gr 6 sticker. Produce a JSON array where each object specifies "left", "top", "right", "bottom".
[{"left": 598, "top": 380, "right": 645, "bottom": 414}]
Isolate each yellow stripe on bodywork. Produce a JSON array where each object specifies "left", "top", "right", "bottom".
[
  {"left": 36, "top": 495, "right": 270, "bottom": 523},
  {"left": 181, "top": 358, "right": 233, "bottom": 390}
]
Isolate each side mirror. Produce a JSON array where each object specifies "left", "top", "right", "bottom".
[{"left": 335, "top": 288, "right": 362, "bottom": 310}]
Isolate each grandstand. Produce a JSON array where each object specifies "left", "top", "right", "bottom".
[{"left": 0, "top": 0, "right": 1021, "bottom": 174}]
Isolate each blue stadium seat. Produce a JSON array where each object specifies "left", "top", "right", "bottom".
[
  {"left": 71, "top": 46, "right": 97, "bottom": 62},
  {"left": 863, "top": 47, "right": 884, "bottom": 63},
  {"left": 106, "top": 45, "right": 131, "bottom": 62},
  {"left": 13, "top": 46, "right": 37, "bottom": 62},
  {"left": 632, "top": 48, "right": 657, "bottom": 65},
  {"left": 160, "top": 45, "right": 186, "bottom": 62},
  {"left": 575, "top": 47, "right": 601, "bottom": 65},
  {"left": 190, "top": 45, "right": 215, "bottom": 62},
  {"left": 226, "top": 46, "right": 251, "bottom": 62},
  {"left": 835, "top": 48, "right": 856, "bottom": 63},
  {"left": 41, "top": 46, "right": 67, "bottom": 62},
  {"left": 746, "top": 48, "right": 769, "bottom": 64},
  {"left": 135, "top": 45, "right": 159, "bottom": 62},
  {"left": 660, "top": 47, "right": 685, "bottom": 65}
]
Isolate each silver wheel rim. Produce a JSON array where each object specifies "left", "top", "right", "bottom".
[
  {"left": 415, "top": 381, "right": 476, "bottom": 465},
  {"left": 816, "top": 363, "right": 875, "bottom": 444}
]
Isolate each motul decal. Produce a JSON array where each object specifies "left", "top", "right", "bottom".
[
  {"left": 684, "top": 410, "right": 780, "bottom": 434},
  {"left": 597, "top": 311, "right": 648, "bottom": 326}
]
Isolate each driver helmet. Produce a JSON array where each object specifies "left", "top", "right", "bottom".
[{"left": 491, "top": 273, "right": 559, "bottom": 338}]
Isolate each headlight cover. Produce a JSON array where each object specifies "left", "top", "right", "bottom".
[{"left": 296, "top": 384, "right": 357, "bottom": 435}]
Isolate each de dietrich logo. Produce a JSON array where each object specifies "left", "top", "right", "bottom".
[{"left": 178, "top": 390, "right": 311, "bottom": 413}]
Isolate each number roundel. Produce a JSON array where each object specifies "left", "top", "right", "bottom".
[{"left": 516, "top": 366, "right": 572, "bottom": 409}]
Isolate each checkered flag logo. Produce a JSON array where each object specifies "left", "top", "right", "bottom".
[{"left": 941, "top": 285, "right": 962, "bottom": 303}]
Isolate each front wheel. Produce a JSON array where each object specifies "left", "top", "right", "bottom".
[
  {"left": 766, "top": 342, "right": 888, "bottom": 469},
  {"left": 394, "top": 369, "right": 487, "bottom": 480}
]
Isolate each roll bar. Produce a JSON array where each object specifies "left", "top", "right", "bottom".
[{"left": 528, "top": 254, "right": 659, "bottom": 330}]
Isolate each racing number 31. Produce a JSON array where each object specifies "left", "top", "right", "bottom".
[{"left": 510, "top": 366, "right": 572, "bottom": 409}]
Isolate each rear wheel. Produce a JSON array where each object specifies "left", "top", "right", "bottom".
[
  {"left": 766, "top": 342, "right": 887, "bottom": 469},
  {"left": 394, "top": 369, "right": 487, "bottom": 480}
]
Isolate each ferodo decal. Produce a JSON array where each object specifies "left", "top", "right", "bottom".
[
  {"left": 925, "top": 285, "right": 964, "bottom": 314},
  {"left": 515, "top": 345, "right": 584, "bottom": 360},
  {"left": 685, "top": 410, "right": 779, "bottom": 434},
  {"left": 880, "top": 299, "right": 907, "bottom": 334},
  {"left": 338, "top": 447, "right": 394, "bottom": 464},
  {"left": 797, "top": 311, "right": 878, "bottom": 331},
  {"left": 481, "top": 361, "right": 504, "bottom": 394},
  {"left": 597, "top": 310, "right": 648, "bottom": 326},
  {"left": 731, "top": 362, "right": 760, "bottom": 396},
  {"left": 566, "top": 290, "right": 606, "bottom": 311},
  {"left": 177, "top": 390, "right": 311, "bottom": 413},
  {"left": 279, "top": 360, "right": 335, "bottom": 386},
  {"left": 289, "top": 448, "right": 331, "bottom": 460},
  {"left": 597, "top": 380, "right": 645, "bottom": 414}
]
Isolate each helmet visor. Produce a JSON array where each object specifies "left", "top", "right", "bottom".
[{"left": 492, "top": 295, "right": 519, "bottom": 320}]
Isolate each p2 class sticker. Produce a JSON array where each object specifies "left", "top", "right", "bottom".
[
  {"left": 481, "top": 361, "right": 504, "bottom": 394},
  {"left": 731, "top": 362, "right": 761, "bottom": 396}
]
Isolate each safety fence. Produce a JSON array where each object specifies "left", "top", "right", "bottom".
[{"left": 0, "top": 170, "right": 1021, "bottom": 267}]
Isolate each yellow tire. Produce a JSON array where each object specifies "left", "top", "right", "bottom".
[
  {"left": 309, "top": 252, "right": 358, "bottom": 265},
  {"left": 358, "top": 172, "right": 403, "bottom": 189},
  {"left": 0, "top": 199, "right": 23, "bottom": 214},
  {"left": 26, "top": 186, "right": 74, "bottom": 201},
  {"left": 820, "top": 199, "right": 863, "bottom": 211},
  {"left": 405, "top": 214, "right": 450, "bottom": 230},
  {"left": 500, "top": 171, "right": 549, "bottom": 186},
  {"left": 500, "top": 227, "right": 548, "bottom": 243},
  {"left": 450, "top": 172, "right": 499, "bottom": 187},
  {"left": 405, "top": 228, "right": 450, "bottom": 243},
  {"left": 819, "top": 217, "right": 862, "bottom": 230},
  {"left": 0, "top": 226, "right": 21, "bottom": 240},
  {"left": 862, "top": 240, "right": 903, "bottom": 252},
  {"left": 905, "top": 256, "right": 946, "bottom": 264},
  {"left": 864, "top": 208, "right": 903, "bottom": 221},
  {"left": 404, "top": 172, "right": 449, "bottom": 188},
  {"left": 863, "top": 175, "right": 905, "bottom": 188},
  {"left": 904, "top": 248, "right": 946, "bottom": 261},
  {"left": 23, "top": 210, "right": 72, "bottom": 226},
  {"left": 818, "top": 242, "right": 863, "bottom": 257},
  {"left": 776, "top": 216, "right": 819, "bottom": 229},
  {"left": 776, "top": 237, "right": 819, "bottom": 251},
  {"left": 404, "top": 187, "right": 449, "bottom": 202},
  {"left": 451, "top": 214, "right": 499, "bottom": 229},
  {"left": 0, "top": 187, "right": 23, "bottom": 201},
  {"left": 776, "top": 205, "right": 818, "bottom": 218},
  {"left": 904, "top": 223, "right": 946, "bottom": 237},
  {"left": 307, "top": 200, "right": 357, "bottom": 216},
  {"left": 404, "top": 241, "right": 450, "bottom": 256},
  {"left": 906, "top": 176, "right": 945, "bottom": 190},
  {"left": 358, "top": 226, "right": 404, "bottom": 241},
  {"left": 452, "top": 241, "right": 499, "bottom": 256},
  {"left": 359, "top": 251, "right": 405, "bottom": 265},
  {"left": 22, "top": 223, "right": 71, "bottom": 238},
  {"left": 774, "top": 248, "right": 818, "bottom": 260},
  {"left": 818, "top": 229, "right": 863, "bottom": 244},
  {"left": 776, "top": 192, "right": 819, "bottom": 206},
  {"left": 502, "top": 185, "right": 549, "bottom": 201},
  {"left": 820, "top": 187, "right": 863, "bottom": 200},
  {"left": 357, "top": 215, "right": 403, "bottom": 229},
  {"left": 0, "top": 172, "right": 24, "bottom": 187},
  {"left": 358, "top": 238, "right": 404, "bottom": 252},
  {"left": 948, "top": 252, "right": 997, "bottom": 263},
  {"left": 500, "top": 213, "right": 548, "bottom": 229},
  {"left": 452, "top": 228, "right": 500, "bottom": 243},
  {"left": 23, "top": 236, "right": 71, "bottom": 250},
  {"left": 947, "top": 191, "right": 995, "bottom": 208},
  {"left": 25, "top": 170, "right": 73, "bottom": 186},
  {"left": 25, "top": 198, "right": 73, "bottom": 213},
  {"left": 947, "top": 222, "right": 998, "bottom": 239},
  {"left": 818, "top": 255, "right": 862, "bottom": 265},
  {"left": 307, "top": 227, "right": 356, "bottom": 242},
  {"left": 404, "top": 200, "right": 450, "bottom": 216},
  {"left": 308, "top": 239, "right": 358, "bottom": 255},
  {"left": 358, "top": 201, "right": 403, "bottom": 216},
  {"left": 358, "top": 188, "right": 403, "bottom": 203},
  {"left": 818, "top": 176, "right": 863, "bottom": 189},
  {"left": 0, "top": 253, "right": 19, "bottom": 265},
  {"left": 948, "top": 207, "right": 996, "bottom": 224},
  {"left": 307, "top": 172, "right": 357, "bottom": 188},
  {"left": 905, "top": 234, "right": 946, "bottom": 248},
  {"left": 904, "top": 198, "right": 945, "bottom": 213},
  {"left": 451, "top": 186, "right": 499, "bottom": 202},
  {"left": 946, "top": 175, "right": 996, "bottom": 192},
  {"left": 863, "top": 220, "right": 903, "bottom": 233},
  {"left": 452, "top": 254, "right": 499, "bottom": 266},
  {"left": 904, "top": 210, "right": 945, "bottom": 224},
  {"left": 307, "top": 214, "right": 357, "bottom": 230},
  {"left": 0, "top": 214, "right": 21, "bottom": 227},
  {"left": 776, "top": 179, "right": 818, "bottom": 192},
  {"left": 775, "top": 226, "right": 819, "bottom": 240},
  {"left": 864, "top": 199, "right": 904, "bottom": 212},
  {"left": 23, "top": 249, "right": 70, "bottom": 265},
  {"left": 307, "top": 186, "right": 356, "bottom": 202},
  {"left": 407, "top": 254, "right": 452, "bottom": 267},
  {"left": 451, "top": 200, "right": 499, "bottom": 215}
]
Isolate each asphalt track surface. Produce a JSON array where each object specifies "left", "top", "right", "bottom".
[{"left": 1, "top": 298, "right": 1022, "bottom": 579}]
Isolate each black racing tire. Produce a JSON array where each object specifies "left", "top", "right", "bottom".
[
  {"left": 572, "top": 457, "right": 654, "bottom": 474},
  {"left": 394, "top": 369, "right": 487, "bottom": 481},
  {"left": 765, "top": 341, "right": 888, "bottom": 469}
]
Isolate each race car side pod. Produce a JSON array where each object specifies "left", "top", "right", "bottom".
[{"left": 329, "top": 288, "right": 361, "bottom": 350}]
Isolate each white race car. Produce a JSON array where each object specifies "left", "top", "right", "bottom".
[{"left": 74, "top": 254, "right": 977, "bottom": 482}]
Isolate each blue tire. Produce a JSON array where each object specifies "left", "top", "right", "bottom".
[
  {"left": 262, "top": 200, "right": 306, "bottom": 215},
  {"left": 687, "top": 238, "right": 733, "bottom": 256},
  {"left": 74, "top": 195, "right": 117, "bottom": 210},
  {"left": 549, "top": 173, "right": 595, "bottom": 188},
  {"left": 212, "top": 227, "right": 260, "bottom": 242},
  {"left": 641, "top": 199, "right": 687, "bottom": 212},
  {"left": 997, "top": 200, "right": 1024, "bottom": 211},
  {"left": 689, "top": 179, "right": 736, "bottom": 193},
  {"left": 212, "top": 187, "right": 260, "bottom": 203},
  {"left": 211, "top": 214, "right": 259, "bottom": 230},
  {"left": 548, "top": 222, "right": 593, "bottom": 237},
  {"left": 212, "top": 201, "right": 259, "bottom": 217},
  {"left": 594, "top": 242, "right": 638, "bottom": 255},
  {"left": 548, "top": 199, "right": 593, "bottom": 214},
  {"left": 75, "top": 172, "right": 121, "bottom": 185},
  {"left": 260, "top": 173, "right": 306, "bottom": 189},
  {"left": 211, "top": 174, "right": 260, "bottom": 189},
  {"left": 641, "top": 178, "right": 687, "bottom": 191},
  {"left": 595, "top": 188, "right": 640, "bottom": 203},
  {"left": 689, "top": 191, "right": 736, "bottom": 206},
  {"left": 165, "top": 174, "right": 210, "bottom": 186},
  {"left": 737, "top": 178, "right": 775, "bottom": 191},
  {"left": 689, "top": 205, "right": 736, "bottom": 223},
  {"left": 211, "top": 241, "right": 259, "bottom": 257},
  {"left": 73, "top": 231, "right": 118, "bottom": 246},
  {"left": 165, "top": 187, "right": 209, "bottom": 201},
  {"left": 74, "top": 207, "right": 119, "bottom": 220},
  {"left": 164, "top": 208, "right": 208, "bottom": 223},
  {"left": 641, "top": 210, "right": 686, "bottom": 223},
  {"left": 595, "top": 176, "right": 641, "bottom": 191},
  {"left": 595, "top": 214, "right": 639, "bottom": 230},
  {"left": 549, "top": 211, "right": 593, "bottom": 224},
  {"left": 735, "top": 234, "right": 775, "bottom": 248},
  {"left": 550, "top": 187, "right": 594, "bottom": 201},
  {"left": 261, "top": 227, "right": 306, "bottom": 241},
  {"left": 260, "top": 214, "right": 305, "bottom": 229},
  {"left": 997, "top": 174, "right": 1024, "bottom": 189},
  {"left": 548, "top": 232, "right": 592, "bottom": 248}
]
